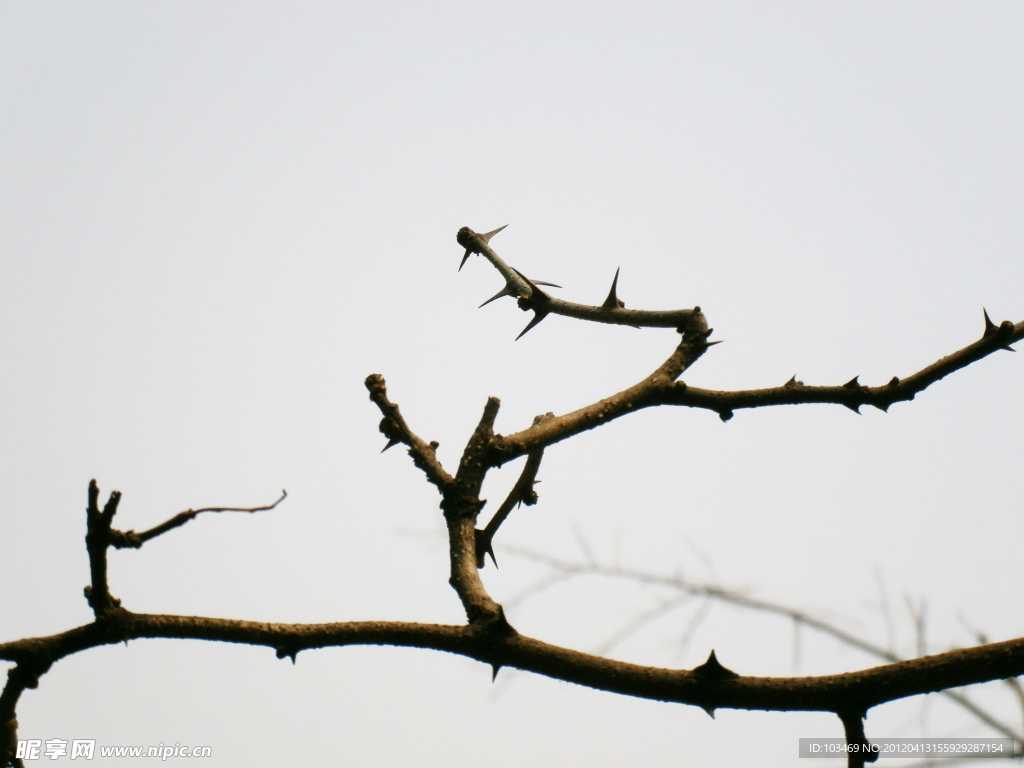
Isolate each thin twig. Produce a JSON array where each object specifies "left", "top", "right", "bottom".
[{"left": 113, "top": 490, "right": 288, "bottom": 548}]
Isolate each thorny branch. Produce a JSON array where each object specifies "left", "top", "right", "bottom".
[
  {"left": 660, "top": 312, "right": 1024, "bottom": 422},
  {"left": 500, "top": 547, "right": 1024, "bottom": 742},
  {"left": 365, "top": 373, "right": 453, "bottom": 493},
  {"left": 456, "top": 226, "right": 702, "bottom": 338},
  {"left": 475, "top": 442, "right": 546, "bottom": 569},
  {"left": 2, "top": 226, "right": 1022, "bottom": 767}
]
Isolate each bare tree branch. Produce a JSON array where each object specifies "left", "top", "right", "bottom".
[
  {"left": 4, "top": 603, "right": 1024, "bottom": 719},
  {"left": 365, "top": 374, "right": 454, "bottom": 493},
  {"left": 111, "top": 490, "right": 288, "bottom": 548},
  {"left": 456, "top": 226, "right": 702, "bottom": 337},
  {"left": 501, "top": 548, "right": 1023, "bottom": 740},
  {"left": 3, "top": 228, "right": 1021, "bottom": 767},
  {"left": 659, "top": 314, "right": 1023, "bottom": 421},
  {"left": 475, "top": 440, "right": 546, "bottom": 569},
  {"left": 492, "top": 317, "right": 714, "bottom": 461}
]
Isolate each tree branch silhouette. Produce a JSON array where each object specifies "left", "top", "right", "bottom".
[
  {"left": 2, "top": 225, "right": 1021, "bottom": 768},
  {"left": 498, "top": 546, "right": 1024, "bottom": 742}
]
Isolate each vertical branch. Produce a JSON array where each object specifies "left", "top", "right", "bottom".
[
  {"left": 442, "top": 398, "right": 511, "bottom": 633},
  {"left": 84, "top": 480, "right": 123, "bottom": 617},
  {"left": 839, "top": 711, "right": 877, "bottom": 768}
]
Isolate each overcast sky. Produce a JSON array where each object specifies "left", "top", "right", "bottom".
[{"left": 2, "top": 3, "right": 1023, "bottom": 766}]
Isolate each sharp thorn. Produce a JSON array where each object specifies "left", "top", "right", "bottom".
[
  {"left": 515, "top": 310, "right": 549, "bottom": 340},
  {"left": 480, "top": 224, "right": 508, "bottom": 244},
  {"left": 694, "top": 649, "right": 737, "bottom": 678},
  {"left": 459, "top": 249, "right": 472, "bottom": 271},
  {"left": 381, "top": 437, "right": 402, "bottom": 453},
  {"left": 480, "top": 284, "right": 515, "bottom": 308},
  {"left": 491, "top": 663, "right": 502, "bottom": 682},
  {"left": 602, "top": 267, "right": 625, "bottom": 309},
  {"left": 511, "top": 267, "right": 550, "bottom": 302},
  {"left": 785, "top": 375, "right": 797, "bottom": 387},
  {"left": 481, "top": 280, "right": 560, "bottom": 308},
  {"left": 701, "top": 704, "right": 716, "bottom": 719},
  {"left": 844, "top": 376, "right": 860, "bottom": 389},
  {"left": 843, "top": 402, "right": 862, "bottom": 414},
  {"left": 983, "top": 308, "right": 998, "bottom": 336}
]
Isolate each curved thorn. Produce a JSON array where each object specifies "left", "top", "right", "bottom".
[
  {"left": 602, "top": 267, "right": 625, "bottom": 309},
  {"left": 480, "top": 284, "right": 516, "bottom": 308},
  {"left": 983, "top": 308, "right": 998, "bottom": 337},
  {"left": 480, "top": 279, "right": 561, "bottom": 308},
  {"left": 381, "top": 437, "right": 402, "bottom": 453},
  {"left": 844, "top": 376, "right": 860, "bottom": 389},
  {"left": 480, "top": 224, "right": 508, "bottom": 244},
  {"left": 515, "top": 310, "right": 549, "bottom": 340}
]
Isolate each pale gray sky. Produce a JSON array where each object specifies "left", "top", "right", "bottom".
[{"left": 2, "top": 3, "right": 1023, "bottom": 766}]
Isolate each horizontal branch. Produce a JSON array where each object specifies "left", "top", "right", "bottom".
[
  {"left": 456, "top": 226, "right": 700, "bottom": 337},
  {"left": 503, "top": 548, "right": 1023, "bottom": 740},
  {"left": 485, "top": 313, "right": 1020, "bottom": 466},
  {"left": 661, "top": 315, "right": 1023, "bottom": 420},
  {"left": 3, "top": 611, "right": 1024, "bottom": 719}
]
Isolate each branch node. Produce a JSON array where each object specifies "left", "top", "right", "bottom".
[
  {"left": 276, "top": 646, "right": 299, "bottom": 664},
  {"left": 839, "top": 710, "right": 878, "bottom": 766},
  {"left": 471, "top": 605, "right": 517, "bottom": 639},
  {"left": 998, "top": 320, "right": 1017, "bottom": 351},
  {"left": 512, "top": 267, "right": 551, "bottom": 304},
  {"left": 457, "top": 224, "right": 508, "bottom": 270}
]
